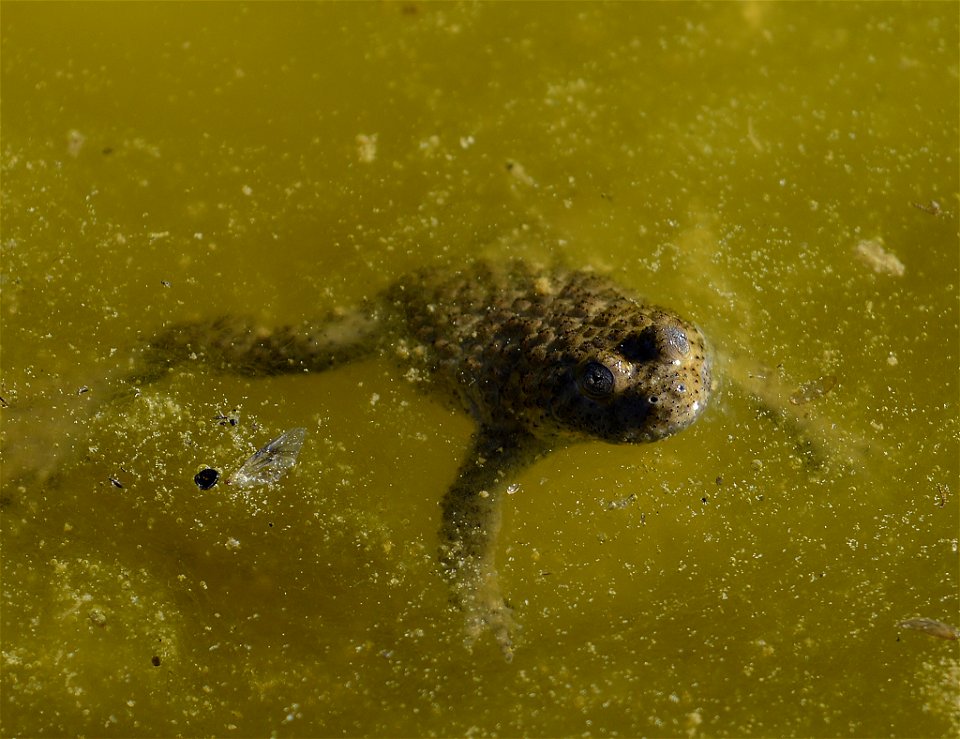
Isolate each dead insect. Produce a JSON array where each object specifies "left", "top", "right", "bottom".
[
  {"left": 214, "top": 409, "right": 240, "bottom": 427},
  {"left": 228, "top": 427, "right": 307, "bottom": 489}
]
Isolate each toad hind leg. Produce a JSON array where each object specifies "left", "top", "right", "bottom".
[
  {"left": 128, "top": 312, "right": 382, "bottom": 385},
  {"left": 439, "top": 426, "right": 551, "bottom": 662}
]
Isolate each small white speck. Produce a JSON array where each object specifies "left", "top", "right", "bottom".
[
  {"left": 356, "top": 133, "right": 378, "bottom": 163},
  {"left": 67, "top": 129, "right": 86, "bottom": 157}
]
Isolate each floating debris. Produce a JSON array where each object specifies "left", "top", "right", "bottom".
[
  {"left": 855, "top": 238, "right": 905, "bottom": 276},
  {"left": 897, "top": 618, "right": 960, "bottom": 641},
  {"left": 194, "top": 468, "right": 220, "bottom": 490},
  {"left": 910, "top": 200, "right": 941, "bottom": 216},
  {"left": 356, "top": 133, "right": 378, "bottom": 163},
  {"left": 789, "top": 375, "right": 837, "bottom": 406},
  {"left": 505, "top": 159, "right": 537, "bottom": 187},
  {"left": 228, "top": 427, "right": 306, "bottom": 488},
  {"left": 108, "top": 476, "right": 124, "bottom": 489},
  {"left": 67, "top": 129, "right": 85, "bottom": 157},
  {"left": 605, "top": 492, "right": 637, "bottom": 510},
  {"left": 88, "top": 608, "right": 107, "bottom": 627}
]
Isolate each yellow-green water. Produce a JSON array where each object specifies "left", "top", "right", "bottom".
[{"left": 2, "top": 3, "right": 958, "bottom": 736}]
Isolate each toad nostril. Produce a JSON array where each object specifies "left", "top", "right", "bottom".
[{"left": 617, "top": 328, "right": 658, "bottom": 362}]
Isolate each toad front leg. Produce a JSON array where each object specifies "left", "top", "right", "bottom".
[{"left": 438, "top": 426, "right": 551, "bottom": 662}]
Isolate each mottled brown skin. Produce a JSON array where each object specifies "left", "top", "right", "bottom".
[{"left": 138, "top": 261, "right": 712, "bottom": 660}]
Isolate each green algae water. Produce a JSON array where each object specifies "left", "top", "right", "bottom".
[{"left": 2, "top": 3, "right": 957, "bottom": 736}]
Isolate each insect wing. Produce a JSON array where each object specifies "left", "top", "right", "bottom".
[{"left": 231, "top": 427, "right": 307, "bottom": 488}]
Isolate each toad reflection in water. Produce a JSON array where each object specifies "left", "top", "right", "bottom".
[{"left": 134, "top": 261, "right": 712, "bottom": 660}]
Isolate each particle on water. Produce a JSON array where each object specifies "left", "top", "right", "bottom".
[
  {"left": 67, "top": 129, "right": 85, "bottom": 157},
  {"left": 897, "top": 618, "right": 959, "bottom": 640},
  {"left": 89, "top": 608, "right": 107, "bottom": 627},
  {"left": 605, "top": 492, "right": 637, "bottom": 510},
  {"left": 505, "top": 159, "right": 536, "bottom": 186},
  {"left": 855, "top": 238, "right": 905, "bottom": 276},
  {"left": 194, "top": 468, "right": 220, "bottom": 490},
  {"left": 910, "top": 200, "right": 941, "bottom": 216},
  {"left": 789, "top": 375, "right": 837, "bottom": 405},
  {"left": 356, "top": 133, "right": 378, "bottom": 163},
  {"left": 151, "top": 655, "right": 161, "bottom": 666}
]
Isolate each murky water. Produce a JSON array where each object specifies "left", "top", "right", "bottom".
[{"left": 2, "top": 3, "right": 957, "bottom": 737}]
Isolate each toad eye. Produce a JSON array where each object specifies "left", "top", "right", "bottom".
[
  {"left": 662, "top": 326, "right": 690, "bottom": 361},
  {"left": 579, "top": 361, "right": 615, "bottom": 399}
]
